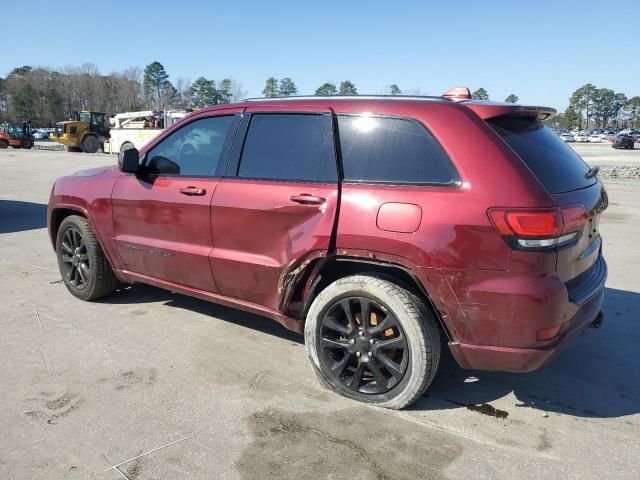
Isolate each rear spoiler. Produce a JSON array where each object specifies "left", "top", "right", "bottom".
[{"left": 462, "top": 103, "right": 557, "bottom": 121}]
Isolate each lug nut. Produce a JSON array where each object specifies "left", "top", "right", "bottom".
[
  {"left": 349, "top": 339, "right": 355, "bottom": 344},
  {"left": 359, "top": 330, "right": 364, "bottom": 336},
  {"left": 356, "top": 351, "right": 361, "bottom": 357},
  {"left": 369, "top": 338, "right": 375, "bottom": 344}
]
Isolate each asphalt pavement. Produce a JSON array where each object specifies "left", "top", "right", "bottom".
[{"left": 1, "top": 148, "right": 638, "bottom": 479}]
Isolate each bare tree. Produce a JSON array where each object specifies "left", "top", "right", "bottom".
[
  {"left": 175, "top": 77, "right": 192, "bottom": 109},
  {"left": 230, "top": 79, "right": 248, "bottom": 102}
]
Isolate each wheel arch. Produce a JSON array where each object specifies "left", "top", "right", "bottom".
[
  {"left": 49, "top": 205, "right": 122, "bottom": 277},
  {"left": 120, "top": 141, "right": 135, "bottom": 152},
  {"left": 49, "top": 206, "right": 90, "bottom": 246},
  {"left": 288, "top": 256, "right": 452, "bottom": 340}
]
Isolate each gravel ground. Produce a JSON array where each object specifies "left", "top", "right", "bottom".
[{"left": 1, "top": 149, "right": 639, "bottom": 480}]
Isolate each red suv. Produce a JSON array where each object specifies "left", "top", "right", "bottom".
[{"left": 48, "top": 88, "right": 607, "bottom": 409}]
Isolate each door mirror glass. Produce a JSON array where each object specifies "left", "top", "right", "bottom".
[
  {"left": 118, "top": 148, "right": 140, "bottom": 173},
  {"left": 147, "top": 155, "right": 180, "bottom": 175}
]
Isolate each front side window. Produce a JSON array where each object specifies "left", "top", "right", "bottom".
[
  {"left": 238, "top": 113, "right": 337, "bottom": 182},
  {"left": 146, "top": 115, "right": 236, "bottom": 176},
  {"left": 337, "top": 115, "right": 458, "bottom": 185}
]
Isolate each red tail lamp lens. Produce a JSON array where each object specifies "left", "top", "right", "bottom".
[
  {"left": 489, "top": 204, "right": 589, "bottom": 239},
  {"left": 561, "top": 204, "right": 589, "bottom": 233},
  {"left": 489, "top": 209, "right": 563, "bottom": 237}
]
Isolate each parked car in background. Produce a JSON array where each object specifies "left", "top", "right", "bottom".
[
  {"left": 588, "top": 134, "right": 602, "bottom": 143},
  {"left": 612, "top": 134, "right": 635, "bottom": 149},
  {"left": 574, "top": 133, "right": 589, "bottom": 142},
  {"left": 47, "top": 89, "right": 608, "bottom": 409},
  {"left": 560, "top": 133, "right": 575, "bottom": 142},
  {"left": 32, "top": 130, "right": 50, "bottom": 140}
]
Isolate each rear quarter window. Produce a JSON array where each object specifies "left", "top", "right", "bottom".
[
  {"left": 337, "top": 115, "right": 459, "bottom": 185},
  {"left": 488, "top": 115, "right": 595, "bottom": 193}
]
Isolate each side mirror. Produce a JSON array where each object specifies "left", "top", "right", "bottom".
[{"left": 118, "top": 148, "right": 140, "bottom": 173}]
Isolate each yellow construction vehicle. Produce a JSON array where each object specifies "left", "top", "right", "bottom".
[{"left": 50, "top": 111, "right": 109, "bottom": 153}]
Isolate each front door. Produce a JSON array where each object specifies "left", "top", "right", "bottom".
[
  {"left": 111, "top": 113, "right": 240, "bottom": 292},
  {"left": 210, "top": 108, "right": 340, "bottom": 310}
]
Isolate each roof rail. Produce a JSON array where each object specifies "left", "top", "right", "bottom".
[{"left": 242, "top": 95, "right": 444, "bottom": 102}]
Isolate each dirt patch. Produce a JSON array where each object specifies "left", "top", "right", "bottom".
[
  {"left": 466, "top": 403, "right": 509, "bottom": 419},
  {"left": 122, "top": 458, "right": 144, "bottom": 479},
  {"left": 237, "top": 407, "right": 462, "bottom": 480},
  {"left": 24, "top": 392, "right": 83, "bottom": 425},
  {"left": 103, "top": 367, "right": 158, "bottom": 391}
]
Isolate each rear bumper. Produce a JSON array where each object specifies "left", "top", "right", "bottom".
[{"left": 449, "top": 288, "right": 605, "bottom": 372}]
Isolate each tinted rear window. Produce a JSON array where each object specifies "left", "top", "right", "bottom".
[
  {"left": 488, "top": 115, "right": 595, "bottom": 193},
  {"left": 337, "top": 115, "right": 458, "bottom": 185}
]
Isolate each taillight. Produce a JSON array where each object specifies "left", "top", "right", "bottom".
[{"left": 488, "top": 204, "right": 588, "bottom": 250}]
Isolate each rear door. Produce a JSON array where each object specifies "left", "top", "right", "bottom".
[
  {"left": 209, "top": 107, "right": 339, "bottom": 310},
  {"left": 111, "top": 113, "right": 240, "bottom": 292}
]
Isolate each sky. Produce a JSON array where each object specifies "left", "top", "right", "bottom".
[{"left": 2, "top": 0, "right": 638, "bottom": 110}]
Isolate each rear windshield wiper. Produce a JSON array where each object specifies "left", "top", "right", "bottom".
[{"left": 585, "top": 166, "right": 600, "bottom": 179}]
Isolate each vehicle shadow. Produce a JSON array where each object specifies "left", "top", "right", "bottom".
[
  {"left": 416, "top": 287, "right": 640, "bottom": 418},
  {"left": 0, "top": 200, "right": 47, "bottom": 234},
  {"left": 102, "top": 284, "right": 639, "bottom": 418},
  {"left": 102, "top": 283, "right": 304, "bottom": 344}
]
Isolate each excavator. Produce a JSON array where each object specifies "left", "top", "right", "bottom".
[
  {"left": 50, "top": 111, "right": 109, "bottom": 153},
  {"left": 0, "top": 121, "right": 34, "bottom": 149}
]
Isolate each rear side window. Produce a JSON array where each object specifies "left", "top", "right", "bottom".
[
  {"left": 337, "top": 115, "right": 458, "bottom": 185},
  {"left": 238, "top": 114, "right": 337, "bottom": 182},
  {"left": 488, "top": 115, "right": 595, "bottom": 193}
]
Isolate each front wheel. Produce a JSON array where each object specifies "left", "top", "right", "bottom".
[
  {"left": 56, "top": 215, "right": 119, "bottom": 301},
  {"left": 304, "top": 275, "right": 441, "bottom": 409},
  {"left": 81, "top": 135, "right": 99, "bottom": 154}
]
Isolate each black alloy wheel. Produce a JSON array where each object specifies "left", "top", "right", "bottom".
[
  {"left": 318, "top": 296, "right": 409, "bottom": 395},
  {"left": 59, "top": 226, "right": 91, "bottom": 290}
]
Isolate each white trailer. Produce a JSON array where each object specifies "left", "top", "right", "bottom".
[{"left": 104, "top": 110, "right": 188, "bottom": 153}]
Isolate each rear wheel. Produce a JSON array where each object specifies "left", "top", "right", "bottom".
[
  {"left": 81, "top": 135, "right": 99, "bottom": 154},
  {"left": 56, "top": 215, "right": 119, "bottom": 301},
  {"left": 0, "top": 139, "right": 8, "bottom": 148},
  {"left": 304, "top": 275, "right": 441, "bottom": 409}
]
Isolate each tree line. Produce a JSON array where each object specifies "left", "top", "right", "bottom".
[
  {"left": 0, "top": 62, "right": 247, "bottom": 127},
  {"left": 553, "top": 84, "right": 640, "bottom": 129},
  {"left": 2, "top": 63, "right": 638, "bottom": 129}
]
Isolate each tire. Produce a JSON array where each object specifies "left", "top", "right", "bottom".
[
  {"left": 0, "top": 139, "right": 8, "bottom": 149},
  {"left": 81, "top": 135, "right": 99, "bottom": 154},
  {"left": 56, "top": 215, "right": 119, "bottom": 301},
  {"left": 304, "top": 274, "right": 441, "bottom": 409},
  {"left": 120, "top": 142, "right": 134, "bottom": 152}
]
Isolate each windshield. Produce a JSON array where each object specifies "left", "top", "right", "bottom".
[
  {"left": 79, "top": 112, "right": 92, "bottom": 123},
  {"left": 488, "top": 115, "right": 596, "bottom": 194}
]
